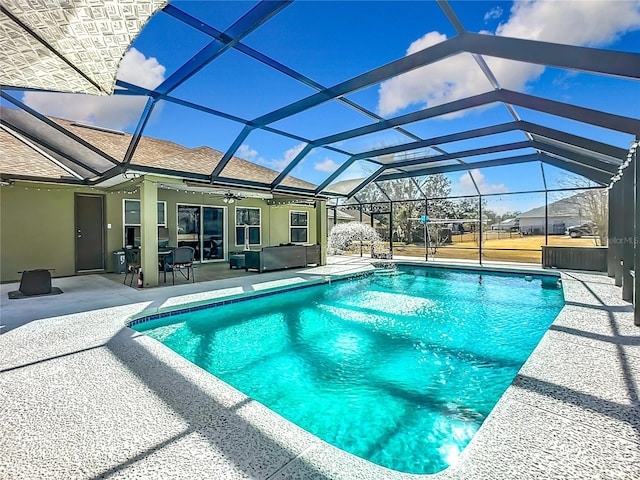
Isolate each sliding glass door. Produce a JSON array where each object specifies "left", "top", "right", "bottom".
[
  {"left": 203, "top": 206, "right": 224, "bottom": 260},
  {"left": 177, "top": 204, "right": 225, "bottom": 261}
]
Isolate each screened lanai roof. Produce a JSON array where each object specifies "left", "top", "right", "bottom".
[{"left": 1, "top": 0, "right": 639, "bottom": 201}]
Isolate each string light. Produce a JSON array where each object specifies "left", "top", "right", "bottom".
[{"left": 608, "top": 140, "right": 638, "bottom": 190}]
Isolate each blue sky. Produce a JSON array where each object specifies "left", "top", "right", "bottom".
[{"left": 12, "top": 0, "right": 640, "bottom": 212}]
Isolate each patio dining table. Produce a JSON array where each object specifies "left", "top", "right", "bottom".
[{"left": 158, "top": 248, "right": 175, "bottom": 283}]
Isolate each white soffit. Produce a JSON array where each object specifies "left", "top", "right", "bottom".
[
  {"left": 0, "top": 0, "right": 167, "bottom": 95},
  {"left": 159, "top": 183, "right": 274, "bottom": 199}
]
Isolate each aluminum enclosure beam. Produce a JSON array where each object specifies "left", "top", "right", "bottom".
[
  {"left": 379, "top": 152, "right": 610, "bottom": 185},
  {"left": 0, "top": 91, "right": 120, "bottom": 166},
  {"left": 385, "top": 142, "right": 532, "bottom": 170},
  {"left": 253, "top": 35, "right": 640, "bottom": 129},
  {"left": 528, "top": 141, "right": 619, "bottom": 174},
  {"left": 310, "top": 92, "right": 636, "bottom": 195},
  {"left": 622, "top": 157, "right": 635, "bottom": 302},
  {"left": 115, "top": 80, "right": 351, "bottom": 158},
  {"left": 270, "top": 144, "right": 314, "bottom": 189},
  {"left": 378, "top": 154, "right": 541, "bottom": 180},
  {"left": 500, "top": 90, "right": 640, "bottom": 135},
  {"left": 122, "top": 98, "right": 156, "bottom": 167},
  {"left": 312, "top": 90, "right": 638, "bottom": 157},
  {"left": 522, "top": 122, "right": 625, "bottom": 163},
  {"left": 460, "top": 32, "right": 640, "bottom": 80},
  {"left": 538, "top": 154, "right": 610, "bottom": 185},
  {"left": 165, "top": 2, "right": 424, "bottom": 143},
  {"left": 313, "top": 119, "right": 520, "bottom": 194},
  {"left": 156, "top": 2, "right": 290, "bottom": 96},
  {"left": 344, "top": 167, "right": 386, "bottom": 199},
  {"left": 313, "top": 119, "right": 625, "bottom": 194}
]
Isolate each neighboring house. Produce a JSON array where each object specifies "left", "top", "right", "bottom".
[
  {"left": 327, "top": 208, "right": 378, "bottom": 226},
  {"left": 327, "top": 209, "right": 357, "bottom": 223},
  {"left": 327, "top": 208, "right": 386, "bottom": 242},
  {"left": 491, "top": 217, "right": 518, "bottom": 231},
  {"left": 517, "top": 193, "right": 592, "bottom": 235},
  {"left": 0, "top": 107, "right": 327, "bottom": 284}
]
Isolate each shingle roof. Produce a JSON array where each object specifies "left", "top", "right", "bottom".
[
  {"left": 517, "top": 192, "right": 592, "bottom": 219},
  {"left": 0, "top": 127, "right": 72, "bottom": 178},
  {"left": 0, "top": 107, "right": 316, "bottom": 190},
  {"left": 327, "top": 208, "right": 377, "bottom": 225}
]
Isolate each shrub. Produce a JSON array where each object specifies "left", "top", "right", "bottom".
[{"left": 328, "top": 222, "right": 380, "bottom": 254}]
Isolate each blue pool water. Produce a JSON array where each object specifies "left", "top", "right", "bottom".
[{"left": 133, "top": 266, "right": 565, "bottom": 474}]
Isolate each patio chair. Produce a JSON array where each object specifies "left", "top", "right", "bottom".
[
  {"left": 371, "top": 242, "right": 392, "bottom": 260},
  {"left": 123, "top": 248, "right": 141, "bottom": 286},
  {"left": 165, "top": 246, "right": 195, "bottom": 285}
]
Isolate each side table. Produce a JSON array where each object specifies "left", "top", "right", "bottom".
[{"left": 229, "top": 253, "right": 246, "bottom": 269}]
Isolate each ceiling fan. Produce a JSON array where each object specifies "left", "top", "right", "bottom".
[{"left": 222, "top": 190, "right": 244, "bottom": 204}]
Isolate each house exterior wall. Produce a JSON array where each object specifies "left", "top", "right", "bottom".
[
  {"left": 1, "top": 183, "right": 77, "bottom": 281},
  {"left": 0, "top": 180, "right": 325, "bottom": 283},
  {"left": 518, "top": 216, "right": 583, "bottom": 234},
  {"left": 268, "top": 205, "right": 317, "bottom": 246}
]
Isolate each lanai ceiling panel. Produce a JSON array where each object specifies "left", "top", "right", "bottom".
[{"left": 0, "top": 0, "right": 167, "bottom": 95}]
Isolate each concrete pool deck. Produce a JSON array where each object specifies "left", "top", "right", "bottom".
[{"left": 1, "top": 256, "right": 638, "bottom": 479}]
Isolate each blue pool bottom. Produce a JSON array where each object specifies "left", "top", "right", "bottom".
[{"left": 133, "top": 266, "right": 565, "bottom": 474}]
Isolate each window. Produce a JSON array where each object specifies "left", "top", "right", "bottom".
[
  {"left": 123, "top": 199, "right": 167, "bottom": 247},
  {"left": 290, "top": 210, "right": 308, "bottom": 243},
  {"left": 235, "top": 207, "right": 261, "bottom": 246}
]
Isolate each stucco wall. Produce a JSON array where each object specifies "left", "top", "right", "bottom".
[
  {"left": 0, "top": 180, "right": 325, "bottom": 282},
  {"left": 268, "top": 205, "right": 317, "bottom": 246}
]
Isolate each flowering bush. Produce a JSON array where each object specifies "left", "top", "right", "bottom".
[{"left": 328, "top": 222, "right": 380, "bottom": 254}]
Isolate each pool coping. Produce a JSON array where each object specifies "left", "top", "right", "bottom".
[
  {"left": 127, "top": 261, "right": 561, "bottom": 329},
  {"left": 126, "top": 267, "right": 375, "bottom": 328}
]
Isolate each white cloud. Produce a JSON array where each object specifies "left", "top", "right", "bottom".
[
  {"left": 484, "top": 6, "right": 503, "bottom": 22},
  {"left": 237, "top": 144, "right": 258, "bottom": 160},
  {"left": 377, "top": 1, "right": 640, "bottom": 117},
  {"left": 116, "top": 48, "right": 165, "bottom": 89},
  {"left": 452, "top": 168, "right": 508, "bottom": 196},
  {"left": 377, "top": 32, "right": 492, "bottom": 117},
  {"left": 22, "top": 48, "right": 166, "bottom": 130},
  {"left": 257, "top": 142, "right": 306, "bottom": 171},
  {"left": 314, "top": 157, "right": 339, "bottom": 172},
  {"left": 495, "top": 0, "right": 640, "bottom": 46}
]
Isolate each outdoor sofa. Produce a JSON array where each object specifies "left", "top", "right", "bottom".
[{"left": 244, "top": 244, "right": 321, "bottom": 273}]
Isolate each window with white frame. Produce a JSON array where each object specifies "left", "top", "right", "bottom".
[
  {"left": 123, "top": 199, "right": 167, "bottom": 247},
  {"left": 290, "top": 210, "right": 308, "bottom": 243},
  {"left": 235, "top": 207, "right": 261, "bottom": 246}
]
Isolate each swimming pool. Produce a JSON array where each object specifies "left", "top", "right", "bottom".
[{"left": 132, "top": 265, "right": 565, "bottom": 474}]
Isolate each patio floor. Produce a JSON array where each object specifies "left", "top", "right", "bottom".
[
  {"left": 102, "top": 259, "right": 262, "bottom": 289},
  {"left": 1, "top": 256, "right": 638, "bottom": 479}
]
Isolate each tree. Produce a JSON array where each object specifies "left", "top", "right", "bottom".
[
  {"left": 348, "top": 173, "right": 483, "bottom": 245},
  {"left": 557, "top": 174, "right": 609, "bottom": 245}
]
